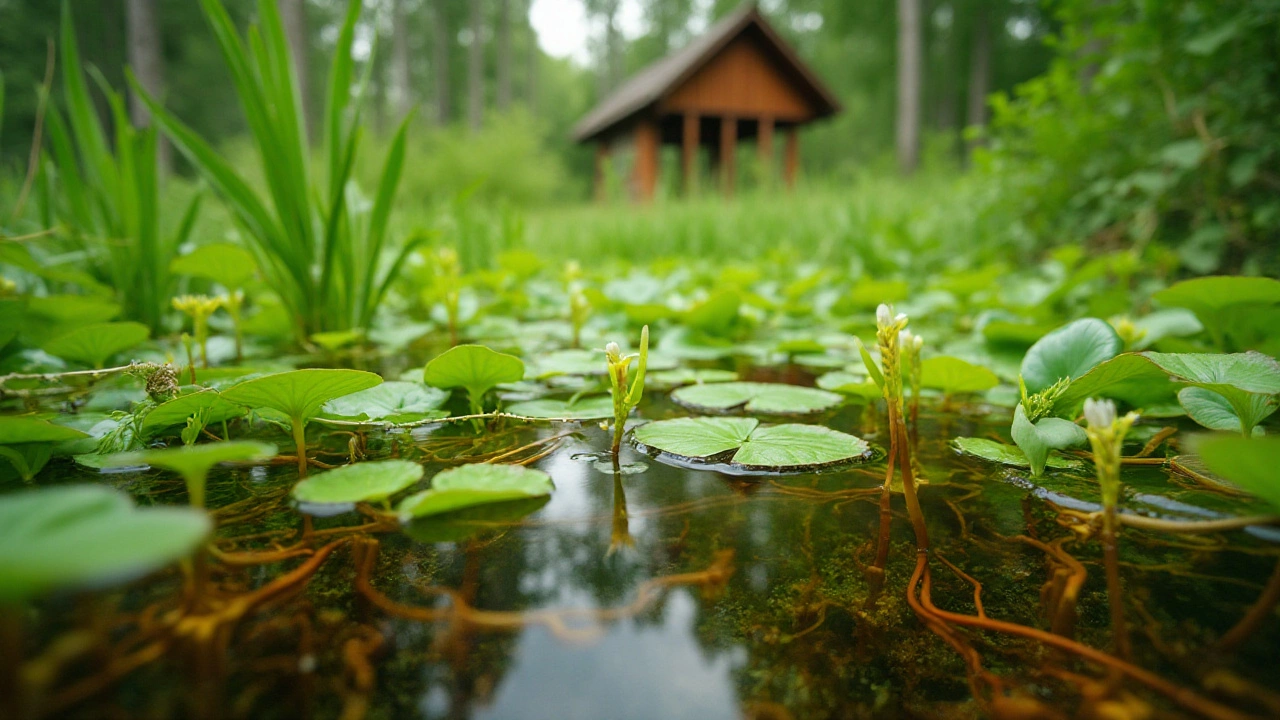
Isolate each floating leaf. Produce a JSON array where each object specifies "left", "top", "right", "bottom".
[
  {"left": 402, "top": 496, "right": 551, "bottom": 543},
  {"left": 1178, "top": 387, "right": 1271, "bottom": 436},
  {"left": 633, "top": 416, "right": 871, "bottom": 470},
  {"left": 141, "top": 389, "right": 247, "bottom": 436},
  {"left": 645, "top": 368, "right": 737, "bottom": 388},
  {"left": 505, "top": 395, "right": 615, "bottom": 420},
  {"left": 920, "top": 356, "right": 999, "bottom": 395},
  {"left": 397, "top": 464, "right": 555, "bottom": 520},
  {"left": 1021, "top": 318, "right": 1122, "bottom": 393},
  {"left": 815, "top": 371, "right": 881, "bottom": 400},
  {"left": 1193, "top": 436, "right": 1280, "bottom": 512},
  {"left": 1143, "top": 351, "right": 1280, "bottom": 436},
  {"left": 42, "top": 321, "right": 150, "bottom": 368},
  {"left": 108, "top": 442, "right": 276, "bottom": 508},
  {"left": 423, "top": 345, "right": 525, "bottom": 413},
  {"left": 321, "top": 381, "right": 449, "bottom": 423},
  {"left": 293, "top": 460, "right": 424, "bottom": 505},
  {"left": 671, "top": 381, "right": 842, "bottom": 415},
  {"left": 953, "top": 437, "right": 1082, "bottom": 470},
  {"left": 222, "top": 369, "right": 383, "bottom": 422},
  {"left": 0, "top": 485, "right": 210, "bottom": 603},
  {"left": 526, "top": 349, "right": 601, "bottom": 378}
]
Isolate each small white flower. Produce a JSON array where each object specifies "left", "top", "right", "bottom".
[
  {"left": 912, "top": 334, "right": 924, "bottom": 351},
  {"left": 899, "top": 330, "right": 914, "bottom": 346},
  {"left": 895, "top": 312, "right": 908, "bottom": 324},
  {"left": 605, "top": 341, "right": 621, "bottom": 359},
  {"left": 1083, "top": 397, "right": 1116, "bottom": 428},
  {"left": 876, "top": 304, "right": 892, "bottom": 327}
]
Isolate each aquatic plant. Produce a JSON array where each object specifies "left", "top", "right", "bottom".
[
  {"left": 41, "top": 321, "right": 149, "bottom": 369},
  {"left": 1082, "top": 397, "right": 1139, "bottom": 660},
  {"left": 634, "top": 416, "right": 870, "bottom": 470},
  {"left": 171, "top": 295, "right": 222, "bottom": 368},
  {"left": 221, "top": 369, "right": 382, "bottom": 476},
  {"left": 292, "top": 460, "right": 424, "bottom": 510},
  {"left": 422, "top": 345, "right": 525, "bottom": 417},
  {"left": 429, "top": 246, "right": 463, "bottom": 346},
  {"left": 0, "top": 416, "right": 89, "bottom": 482},
  {"left": 604, "top": 326, "right": 649, "bottom": 456},
  {"left": 671, "top": 380, "right": 841, "bottom": 415},
  {"left": 397, "top": 464, "right": 555, "bottom": 520},
  {"left": 131, "top": 0, "right": 423, "bottom": 340},
  {"left": 109, "top": 441, "right": 276, "bottom": 509}
]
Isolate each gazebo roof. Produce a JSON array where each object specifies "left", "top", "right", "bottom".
[{"left": 572, "top": 3, "right": 841, "bottom": 142}]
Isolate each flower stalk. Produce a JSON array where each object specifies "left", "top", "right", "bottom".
[
  {"left": 172, "top": 295, "right": 223, "bottom": 368},
  {"left": 1083, "top": 397, "right": 1138, "bottom": 661},
  {"left": 604, "top": 325, "right": 649, "bottom": 457}
]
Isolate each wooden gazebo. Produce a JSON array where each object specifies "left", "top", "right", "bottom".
[{"left": 573, "top": 3, "right": 841, "bottom": 201}]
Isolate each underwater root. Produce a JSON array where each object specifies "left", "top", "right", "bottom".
[
  {"left": 1013, "top": 535, "right": 1086, "bottom": 639},
  {"left": 1216, "top": 557, "right": 1280, "bottom": 653},
  {"left": 338, "top": 625, "right": 384, "bottom": 720},
  {"left": 908, "top": 553, "right": 1253, "bottom": 720},
  {"left": 353, "top": 537, "right": 735, "bottom": 644}
]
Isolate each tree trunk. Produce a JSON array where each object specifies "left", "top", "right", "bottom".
[
  {"left": 966, "top": 0, "right": 992, "bottom": 155},
  {"left": 432, "top": 0, "right": 452, "bottom": 125},
  {"left": 125, "top": 0, "right": 169, "bottom": 169},
  {"left": 496, "top": 0, "right": 512, "bottom": 110},
  {"left": 526, "top": 12, "right": 538, "bottom": 112},
  {"left": 896, "top": 0, "right": 922, "bottom": 175},
  {"left": 391, "top": 0, "right": 412, "bottom": 119},
  {"left": 279, "top": 0, "right": 309, "bottom": 140},
  {"left": 606, "top": 1, "right": 622, "bottom": 92},
  {"left": 468, "top": 0, "right": 484, "bottom": 131}
]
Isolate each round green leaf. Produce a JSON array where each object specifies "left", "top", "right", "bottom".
[
  {"left": 634, "top": 417, "right": 759, "bottom": 458},
  {"left": 141, "top": 389, "right": 247, "bottom": 436},
  {"left": 397, "top": 464, "right": 555, "bottom": 521},
  {"left": 0, "top": 485, "right": 210, "bottom": 602},
  {"left": 920, "top": 356, "right": 1000, "bottom": 394},
  {"left": 1154, "top": 276, "right": 1280, "bottom": 320},
  {"left": 1178, "top": 387, "right": 1272, "bottom": 436},
  {"left": 222, "top": 369, "right": 383, "bottom": 422},
  {"left": 0, "top": 416, "right": 90, "bottom": 445},
  {"left": 1052, "top": 353, "right": 1178, "bottom": 415},
  {"left": 293, "top": 460, "right": 424, "bottom": 504},
  {"left": 506, "top": 395, "right": 616, "bottom": 420},
  {"left": 423, "top": 345, "right": 525, "bottom": 402},
  {"left": 732, "top": 424, "right": 871, "bottom": 469},
  {"left": 645, "top": 368, "right": 738, "bottom": 388},
  {"left": 169, "top": 243, "right": 258, "bottom": 287},
  {"left": 671, "top": 381, "right": 843, "bottom": 415},
  {"left": 1021, "top": 318, "right": 1123, "bottom": 393},
  {"left": 42, "top": 321, "right": 150, "bottom": 368}
]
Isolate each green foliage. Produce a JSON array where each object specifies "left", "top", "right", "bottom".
[
  {"left": 41, "top": 321, "right": 149, "bottom": 369},
  {"left": 131, "top": 0, "right": 424, "bottom": 340},
  {"left": 109, "top": 442, "right": 276, "bottom": 508},
  {"left": 0, "top": 416, "right": 89, "bottom": 482},
  {"left": 0, "top": 485, "right": 210, "bottom": 603},
  {"left": 397, "top": 464, "right": 555, "bottom": 520},
  {"left": 422, "top": 345, "right": 525, "bottom": 415},
  {"left": 953, "top": 436, "right": 1083, "bottom": 471},
  {"left": 36, "top": 3, "right": 201, "bottom": 332},
  {"left": 1020, "top": 318, "right": 1123, "bottom": 393},
  {"left": 633, "top": 416, "right": 871, "bottom": 470},
  {"left": 671, "top": 381, "right": 843, "bottom": 415},
  {"left": 1010, "top": 404, "right": 1088, "bottom": 477},
  {"left": 293, "top": 460, "right": 424, "bottom": 506},
  {"left": 982, "top": 0, "right": 1280, "bottom": 275},
  {"left": 920, "top": 356, "right": 1000, "bottom": 395},
  {"left": 320, "top": 382, "right": 450, "bottom": 425},
  {"left": 505, "top": 396, "right": 615, "bottom": 420},
  {"left": 1194, "top": 435, "right": 1280, "bottom": 512}
]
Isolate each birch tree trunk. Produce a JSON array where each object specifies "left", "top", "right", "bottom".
[
  {"left": 432, "top": 0, "right": 452, "bottom": 125},
  {"left": 279, "top": 0, "right": 309, "bottom": 139},
  {"left": 496, "top": 0, "right": 512, "bottom": 110},
  {"left": 896, "top": 0, "right": 922, "bottom": 175},
  {"left": 966, "top": 0, "right": 992, "bottom": 154},
  {"left": 391, "top": 0, "right": 412, "bottom": 119},
  {"left": 125, "top": 0, "right": 169, "bottom": 168},
  {"left": 468, "top": 0, "right": 485, "bottom": 131}
]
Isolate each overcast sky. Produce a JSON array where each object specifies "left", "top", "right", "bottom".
[{"left": 529, "top": 0, "right": 644, "bottom": 65}]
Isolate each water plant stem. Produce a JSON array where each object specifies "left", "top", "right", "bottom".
[
  {"left": 1101, "top": 504, "right": 1131, "bottom": 660},
  {"left": 291, "top": 419, "right": 308, "bottom": 477},
  {"left": 1217, "top": 557, "right": 1280, "bottom": 652},
  {"left": 0, "top": 603, "right": 23, "bottom": 720}
]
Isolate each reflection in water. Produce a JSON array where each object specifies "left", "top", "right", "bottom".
[{"left": 609, "top": 472, "right": 635, "bottom": 556}]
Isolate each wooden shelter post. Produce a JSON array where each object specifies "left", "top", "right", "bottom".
[
  {"left": 634, "top": 119, "right": 660, "bottom": 202},
  {"left": 720, "top": 115, "right": 738, "bottom": 196},
  {"left": 784, "top": 127, "right": 799, "bottom": 189},
  {"left": 594, "top": 140, "right": 611, "bottom": 201},
  {"left": 758, "top": 116, "right": 775, "bottom": 179},
  {"left": 682, "top": 112, "right": 700, "bottom": 195}
]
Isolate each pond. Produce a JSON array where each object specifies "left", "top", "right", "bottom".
[{"left": 9, "top": 372, "right": 1278, "bottom": 720}]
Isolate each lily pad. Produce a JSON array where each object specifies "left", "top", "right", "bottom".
[
  {"left": 0, "top": 485, "right": 210, "bottom": 603},
  {"left": 646, "top": 368, "right": 738, "bottom": 388},
  {"left": 1021, "top": 318, "right": 1122, "bottom": 393},
  {"left": 423, "top": 345, "right": 525, "bottom": 414},
  {"left": 1193, "top": 435, "right": 1280, "bottom": 511},
  {"left": 953, "top": 437, "right": 1083, "bottom": 470},
  {"left": 397, "top": 464, "right": 555, "bottom": 521},
  {"left": 42, "top": 321, "right": 150, "bottom": 368},
  {"left": 1178, "top": 387, "right": 1272, "bottom": 436},
  {"left": 671, "top": 381, "right": 843, "bottom": 415},
  {"left": 525, "top": 349, "right": 602, "bottom": 378},
  {"left": 633, "top": 416, "right": 871, "bottom": 471},
  {"left": 320, "top": 381, "right": 450, "bottom": 424},
  {"left": 402, "top": 496, "right": 551, "bottom": 543},
  {"left": 506, "top": 395, "right": 615, "bottom": 420},
  {"left": 292, "top": 460, "right": 424, "bottom": 505},
  {"left": 921, "top": 356, "right": 1000, "bottom": 395},
  {"left": 816, "top": 371, "right": 882, "bottom": 400}
]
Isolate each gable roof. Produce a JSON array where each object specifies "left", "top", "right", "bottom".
[{"left": 572, "top": 3, "right": 841, "bottom": 142}]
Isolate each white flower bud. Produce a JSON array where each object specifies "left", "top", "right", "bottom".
[
  {"left": 605, "top": 341, "right": 621, "bottom": 359},
  {"left": 912, "top": 334, "right": 924, "bottom": 351},
  {"left": 899, "top": 330, "right": 913, "bottom": 347},
  {"left": 895, "top": 312, "right": 908, "bottom": 324},
  {"left": 876, "top": 304, "right": 892, "bottom": 327},
  {"left": 1083, "top": 398, "right": 1116, "bottom": 428}
]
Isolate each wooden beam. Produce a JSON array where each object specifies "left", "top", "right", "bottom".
[
  {"left": 784, "top": 127, "right": 799, "bottom": 189},
  {"left": 634, "top": 120, "right": 659, "bottom": 202},
  {"left": 682, "top": 112, "right": 700, "bottom": 196},
  {"left": 594, "top": 140, "right": 611, "bottom": 202},
  {"left": 720, "top": 115, "right": 737, "bottom": 196},
  {"left": 758, "top": 115, "right": 775, "bottom": 179}
]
